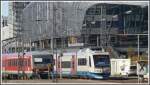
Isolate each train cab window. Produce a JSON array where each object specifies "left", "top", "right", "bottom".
[
  {"left": 78, "top": 58, "right": 87, "bottom": 66},
  {"left": 34, "top": 58, "right": 43, "bottom": 64},
  {"left": 43, "top": 58, "right": 51, "bottom": 64},
  {"left": 93, "top": 55, "right": 110, "bottom": 68}
]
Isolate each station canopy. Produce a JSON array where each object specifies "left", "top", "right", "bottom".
[{"left": 22, "top": 1, "right": 148, "bottom": 42}]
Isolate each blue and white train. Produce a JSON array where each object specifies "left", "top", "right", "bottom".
[{"left": 53, "top": 48, "right": 110, "bottom": 79}]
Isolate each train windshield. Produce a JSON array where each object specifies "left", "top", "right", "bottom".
[
  {"left": 93, "top": 55, "right": 110, "bottom": 68},
  {"left": 33, "top": 55, "right": 53, "bottom": 64}
]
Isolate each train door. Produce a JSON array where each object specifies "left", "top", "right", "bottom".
[{"left": 71, "top": 55, "right": 77, "bottom": 75}]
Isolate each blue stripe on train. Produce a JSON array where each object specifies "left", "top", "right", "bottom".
[
  {"left": 56, "top": 71, "right": 110, "bottom": 79},
  {"left": 77, "top": 71, "right": 110, "bottom": 79}
]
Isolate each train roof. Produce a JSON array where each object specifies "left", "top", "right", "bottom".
[
  {"left": 2, "top": 51, "right": 52, "bottom": 56},
  {"left": 26, "top": 51, "right": 52, "bottom": 55},
  {"left": 57, "top": 47, "right": 107, "bottom": 54},
  {"left": 2, "top": 47, "right": 107, "bottom": 56}
]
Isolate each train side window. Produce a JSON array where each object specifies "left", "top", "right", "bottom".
[
  {"left": 18, "top": 60, "right": 22, "bottom": 66},
  {"left": 16, "top": 59, "right": 18, "bottom": 66},
  {"left": 8, "top": 60, "right": 10, "bottom": 66},
  {"left": 62, "top": 61, "right": 71, "bottom": 68},
  {"left": 9, "top": 59, "right": 12, "bottom": 66},
  {"left": 11, "top": 60, "right": 13, "bottom": 66},
  {"left": 78, "top": 58, "right": 87, "bottom": 66},
  {"left": 14, "top": 59, "right": 16, "bottom": 66},
  {"left": 89, "top": 57, "right": 91, "bottom": 67},
  {"left": 14, "top": 59, "right": 17, "bottom": 66},
  {"left": 23, "top": 60, "right": 27, "bottom": 66},
  {"left": 25, "top": 59, "right": 27, "bottom": 66},
  {"left": 7, "top": 60, "right": 9, "bottom": 66},
  {"left": 5, "top": 60, "right": 8, "bottom": 67},
  {"left": 2, "top": 61, "right": 5, "bottom": 67},
  {"left": 28, "top": 59, "right": 31, "bottom": 66},
  {"left": 13, "top": 59, "right": 15, "bottom": 66},
  {"left": 9, "top": 60, "right": 11, "bottom": 66},
  {"left": 12, "top": 59, "right": 14, "bottom": 66}
]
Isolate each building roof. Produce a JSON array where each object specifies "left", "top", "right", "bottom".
[
  {"left": 90, "top": 1, "right": 148, "bottom": 6},
  {"left": 22, "top": 2, "right": 148, "bottom": 41}
]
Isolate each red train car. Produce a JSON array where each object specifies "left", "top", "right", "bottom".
[{"left": 2, "top": 51, "right": 53, "bottom": 79}]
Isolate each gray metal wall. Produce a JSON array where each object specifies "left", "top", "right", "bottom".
[
  {"left": 22, "top": 2, "right": 148, "bottom": 43},
  {"left": 22, "top": 2, "right": 91, "bottom": 42}
]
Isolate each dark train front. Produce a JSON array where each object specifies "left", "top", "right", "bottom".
[{"left": 31, "top": 52, "right": 54, "bottom": 79}]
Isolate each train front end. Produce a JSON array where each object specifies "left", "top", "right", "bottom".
[
  {"left": 32, "top": 53, "right": 53, "bottom": 79},
  {"left": 89, "top": 50, "right": 110, "bottom": 79}
]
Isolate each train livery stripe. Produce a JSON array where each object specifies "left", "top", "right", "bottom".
[
  {"left": 53, "top": 71, "right": 109, "bottom": 79},
  {"left": 2, "top": 71, "right": 33, "bottom": 74}
]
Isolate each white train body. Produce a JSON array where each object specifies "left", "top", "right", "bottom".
[{"left": 53, "top": 48, "right": 110, "bottom": 79}]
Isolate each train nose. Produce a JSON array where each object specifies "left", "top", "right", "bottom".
[
  {"left": 34, "top": 64, "right": 48, "bottom": 68},
  {"left": 88, "top": 73, "right": 103, "bottom": 79},
  {"left": 33, "top": 65, "right": 49, "bottom": 72},
  {"left": 103, "top": 67, "right": 110, "bottom": 73},
  {"left": 95, "top": 69, "right": 103, "bottom": 73}
]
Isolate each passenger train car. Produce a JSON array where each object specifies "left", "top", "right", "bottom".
[
  {"left": 2, "top": 51, "right": 53, "bottom": 79},
  {"left": 54, "top": 48, "right": 110, "bottom": 79},
  {"left": 2, "top": 48, "right": 110, "bottom": 79}
]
